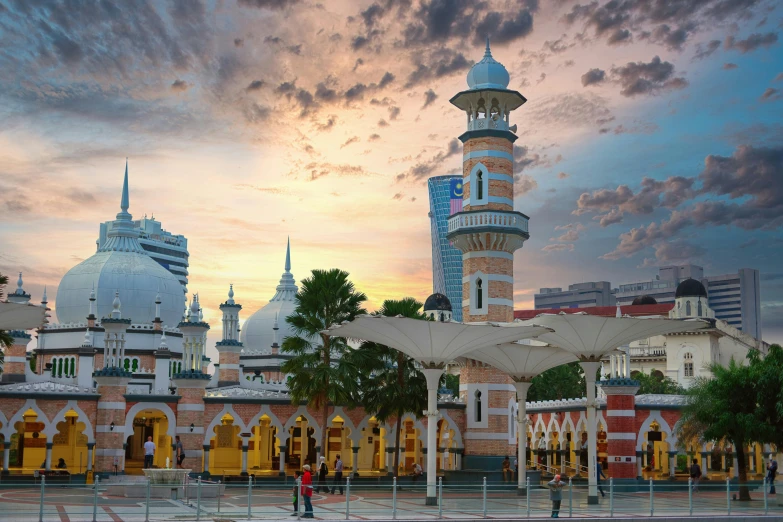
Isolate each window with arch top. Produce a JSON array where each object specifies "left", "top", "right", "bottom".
[
  {"left": 476, "top": 171, "right": 484, "bottom": 200},
  {"left": 474, "top": 390, "right": 482, "bottom": 423},
  {"left": 683, "top": 352, "right": 694, "bottom": 378},
  {"left": 469, "top": 163, "right": 488, "bottom": 206},
  {"left": 476, "top": 278, "right": 483, "bottom": 309}
]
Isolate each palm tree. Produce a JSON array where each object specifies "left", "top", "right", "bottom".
[
  {"left": 280, "top": 268, "right": 368, "bottom": 459},
  {"left": 0, "top": 272, "right": 13, "bottom": 354},
  {"left": 355, "top": 298, "right": 429, "bottom": 478}
]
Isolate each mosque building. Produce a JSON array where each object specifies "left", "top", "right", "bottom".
[{"left": 0, "top": 43, "right": 773, "bottom": 483}]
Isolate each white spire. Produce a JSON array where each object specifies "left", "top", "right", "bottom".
[
  {"left": 227, "top": 284, "right": 235, "bottom": 305},
  {"left": 121, "top": 158, "right": 129, "bottom": 213},
  {"left": 41, "top": 286, "right": 48, "bottom": 305},
  {"left": 484, "top": 35, "right": 491, "bottom": 57},
  {"left": 16, "top": 272, "right": 23, "bottom": 292},
  {"left": 615, "top": 304, "right": 622, "bottom": 318},
  {"left": 99, "top": 159, "right": 145, "bottom": 254},
  {"left": 271, "top": 239, "right": 298, "bottom": 302},
  {"left": 88, "top": 282, "right": 96, "bottom": 317},
  {"left": 159, "top": 329, "right": 168, "bottom": 350},
  {"left": 111, "top": 290, "right": 121, "bottom": 319},
  {"left": 82, "top": 328, "right": 92, "bottom": 347},
  {"left": 285, "top": 236, "right": 291, "bottom": 272}
]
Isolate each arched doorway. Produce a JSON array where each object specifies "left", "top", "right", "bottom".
[
  {"left": 285, "top": 416, "right": 316, "bottom": 472},
  {"left": 249, "top": 414, "right": 279, "bottom": 475},
  {"left": 208, "top": 413, "right": 242, "bottom": 476},
  {"left": 51, "top": 409, "right": 89, "bottom": 473},
  {"left": 125, "top": 409, "right": 172, "bottom": 474},
  {"left": 11, "top": 409, "right": 49, "bottom": 471},
  {"left": 357, "top": 417, "right": 387, "bottom": 473}
]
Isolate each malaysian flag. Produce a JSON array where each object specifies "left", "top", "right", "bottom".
[{"left": 449, "top": 178, "right": 463, "bottom": 215}]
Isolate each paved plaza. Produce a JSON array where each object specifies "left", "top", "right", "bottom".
[{"left": 0, "top": 480, "right": 780, "bottom": 521}]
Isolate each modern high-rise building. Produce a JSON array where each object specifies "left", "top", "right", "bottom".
[
  {"left": 535, "top": 281, "right": 616, "bottom": 309},
  {"left": 428, "top": 174, "right": 464, "bottom": 322},
  {"left": 98, "top": 216, "right": 189, "bottom": 293}
]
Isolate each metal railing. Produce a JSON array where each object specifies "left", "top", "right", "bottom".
[{"left": 0, "top": 474, "right": 777, "bottom": 520}]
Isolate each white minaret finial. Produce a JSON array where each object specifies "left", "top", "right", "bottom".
[
  {"left": 83, "top": 328, "right": 92, "bottom": 347},
  {"left": 16, "top": 272, "right": 23, "bottom": 292},
  {"left": 159, "top": 329, "right": 168, "bottom": 350},
  {"left": 111, "top": 290, "right": 121, "bottom": 319},
  {"left": 227, "top": 284, "right": 235, "bottom": 305},
  {"left": 41, "top": 286, "right": 48, "bottom": 305},
  {"left": 615, "top": 304, "right": 622, "bottom": 318},
  {"left": 285, "top": 236, "right": 291, "bottom": 272},
  {"left": 155, "top": 287, "right": 162, "bottom": 320},
  {"left": 484, "top": 36, "right": 492, "bottom": 57},
  {"left": 88, "top": 282, "right": 96, "bottom": 317}
]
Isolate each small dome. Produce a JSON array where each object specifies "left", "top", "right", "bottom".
[
  {"left": 631, "top": 295, "right": 658, "bottom": 306},
  {"left": 466, "top": 38, "right": 510, "bottom": 90},
  {"left": 424, "top": 293, "right": 452, "bottom": 312},
  {"left": 675, "top": 278, "right": 707, "bottom": 298}
]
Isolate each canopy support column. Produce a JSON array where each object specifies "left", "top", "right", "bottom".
[
  {"left": 580, "top": 361, "right": 600, "bottom": 505},
  {"left": 513, "top": 381, "right": 532, "bottom": 496},
  {"left": 422, "top": 368, "right": 443, "bottom": 506}
]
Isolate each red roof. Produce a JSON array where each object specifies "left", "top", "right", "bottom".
[{"left": 514, "top": 303, "right": 674, "bottom": 320}]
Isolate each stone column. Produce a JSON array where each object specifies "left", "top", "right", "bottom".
[
  {"left": 172, "top": 373, "right": 210, "bottom": 473},
  {"left": 422, "top": 368, "right": 442, "bottom": 506},
  {"left": 560, "top": 449, "right": 567, "bottom": 475},
  {"left": 636, "top": 451, "right": 643, "bottom": 479},
  {"left": 352, "top": 446, "right": 360, "bottom": 477},
  {"left": 215, "top": 341, "right": 242, "bottom": 387},
  {"left": 668, "top": 451, "right": 677, "bottom": 479},
  {"left": 580, "top": 361, "right": 601, "bottom": 505},
  {"left": 153, "top": 348, "right": 171, "bottom": 394},
  {"left": 87, "top": 443, "right": 95, "bottom": 473},
  {"left": 513, "top": 381, "right": 532, "bottom": 495},
  {"left": 203, "top": 445, "right": 211, "bottom": 473},
  {"left": 45, "top": 443, "right": 53, "bottom": 470},
  {"left": 3, "top": 440, "right": 10, "bottom": 472},
  {"left": 279, "top": 445, "right": 287, "bottom": 476},
  {"left": 241, "top": 440, "right": 249, "bottom": 475},
  {"left": 601, "top": 378, "right": 640, "bottom": 482},
  {"left": 93, "top": 368, "right": 131, "bottom": 474}
]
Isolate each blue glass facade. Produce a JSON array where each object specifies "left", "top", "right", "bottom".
[{"left": 428, "top": 175, "right": 464, "bottom": 322}]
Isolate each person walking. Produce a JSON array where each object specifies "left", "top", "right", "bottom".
[
  {"left": 316, "top": 456, "right": 328, "bottom": 493},
  {"left": 175, "top": 435, "right": 185, "bottom": 469},
  {"left": 767, "top": 459, "right": 778, "bottom": 495},
  {"left": 143, "top": 436, "right": 156, "bottom": 469},
  {"left": 330, "top": 455, "right": 344, "bottom": 494},
  {"left": 547, "top": 474, "right": 567, "bottom": 518},
  {"left": 291, "top": 470, "right": 301, "bottom": 516},
  {"left": 597, "top": 464, "right": 607, "bottom": 498},
  {"left": 690, "top": 458, "right": 702, "bottom": 492},
  {"left": 301, "top": 465, "right": 314, "bottom": 518}
]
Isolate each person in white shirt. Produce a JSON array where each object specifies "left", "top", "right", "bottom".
[{"left": 143, "top": 436, "right": 156, "bottom": 469}]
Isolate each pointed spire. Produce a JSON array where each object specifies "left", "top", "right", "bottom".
[
  {"left": 159, "top": 329, "right": 168, "bottom": 350},
  {"left": 121, "top": 158, "right": 130, "bottom": 213},
  {"left": 89, "top": 282, "right": 96, "bottom": 301},
  {"left": 16, "top": 272, "right": 23, "bottom": 292},
  {"left": 227, "top": 284, "right": 235, "bottom": 305},
  {"left": 484, "top": 36, "right": 492, "bottom": 57},
  {"left": 615, "top": 304, "right": 622, "bottom": 318},
  {"left": 111, "top": 290, "right": 121, "bottom": 319},
  {"left": 41, "top": 286, "right": 48, "bottom": 305},
  {"left": 285, "top": 236, "right": 291, "bottom": 272}
]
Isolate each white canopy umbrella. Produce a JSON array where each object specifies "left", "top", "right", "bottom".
[
  {"left": 0, "top": 301, "right": 46, "bottom": 330},
  {"left": 519, "top": 312, "right": 709, "bottom": 504},
  {"left": 324, "top": 315, "right": 553, "bottom": 505},
  {"left": 466, "top": 342, "right": 577, "bottom": 495}
]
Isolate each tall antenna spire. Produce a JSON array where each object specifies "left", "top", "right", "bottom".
[
  {"left": 285, "top": 236, "right": 291, "bottom": 272},
  {"left": 121, "top": 158, "right": 130, "bottom": 214},
  {"left": 484, "top": 36, "right": 492, "bottom": 57}
]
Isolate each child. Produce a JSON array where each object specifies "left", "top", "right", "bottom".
[
  {"left": 291, "top": 470, "right": 301, "bottom": 516},
  {"left": 547, "top": 474, "right": 567, "bottom": 518}
]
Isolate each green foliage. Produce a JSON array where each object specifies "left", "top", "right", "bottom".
[
  {"left": 633, "top": 370, "right": 686, "bottom": 395},
  {"left": 748, "top": 344, "right": 783, "bottom": 449},
  {"left": 678, "top": 357, "right": 759, "bottom": 500},
  {"left": 0, "top": 273, "right": 11, "bottom": 367},
  {"left": 528, "top": 362, "right": 585, "bottom": 402},
  {"left": 354, "top": 297, "right": 428, "bottom": 477},
  {"left": 280, "top": 268, "right": 368, "bottom": 453},
  {"left": 443, "top": 373, "right": 459, "bottom": 396}
]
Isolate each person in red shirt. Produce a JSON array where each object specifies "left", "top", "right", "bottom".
[{"left": 301, "top": 464, "right": 314, "bottom": 518}]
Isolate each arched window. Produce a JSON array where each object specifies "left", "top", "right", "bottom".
[
  {"left": 474, "top": 390, "right": 482, "bottom": 422},
  {"left": 697, "top": 300, "right": 703, "bottom": 316},
  {"left": 476, "top": 171, "right": 484, "bottom": 200},
  {"left": 476, "top": 278, "right": 483, "bottom": 309},
  {"left": 683, "top": 352, "right": 694, "bottom": 378},
  {"left": 685, "top": 301, "right": 692, "bottom": 316}
]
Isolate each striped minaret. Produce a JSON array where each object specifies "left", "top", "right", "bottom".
[
  {"left": 216, "top": 284, "right": 243, "bottom": 387},
  {"left": 448, "top": 40, "right": 530, "bottom": 467}
]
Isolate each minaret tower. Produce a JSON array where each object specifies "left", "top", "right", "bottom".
[
  {"left": 216, "top": 285, "right": 243, "bottom": 387},
  {"left": 7, "top": 272, "right": 31, "bottom": 304},
  {"left": 448, "top": 40, "right": 530, "bottom": 469}
]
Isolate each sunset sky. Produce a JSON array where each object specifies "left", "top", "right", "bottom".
[{"left": 1, "top": 0, "right": 782, "bottom": 358}]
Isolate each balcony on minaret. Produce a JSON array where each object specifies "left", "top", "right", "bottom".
[
  {"left": 451, "top": 91, "right": 525, "bottom": 134},
  {"left": 447, "top": 209, "right": 529, "bottom": 252}
]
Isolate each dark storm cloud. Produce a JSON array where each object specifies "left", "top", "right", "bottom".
[
  {"left": 378, "top": 72, "right": 395, "bottom": 88},
  {"left": 246, "top": 80, "right": 266, "bottom": 91},
  {"left": 422, "top": 89, "right": 438, "bottom": 108},
  {"left": 474, "top": 5, "right": 537, "bottom": 45},
  {"left": 398, "top": 138, "right": 460, "bottom": 181},
  {"left": 648, "top": 23, "right": 694, "bottom": 50},
  {"left": 581, "top": 68, "right": 606, "bottom": 86},
  {"left": 171, "top": 79, "right": 190, "bottom": 91},
  {"left": 599, "top": 144, "right": 783, "bottom": 259},
  {"left": 405, "top": 48, "right": 470, "bottom": 88},
  {"left": 607, "top": 28, "right": 632, "bottom": 45},
  {"left": 237, "top": 0, "right": 300, "bottom": 9},
  {"left": 693, "top": 39, "right": 721, "bottom": 60},
  {"left": 724, "top": 32, "right": 779, "bottom": 53},
  {"left": 611, "top": 56, "right": 688, "bottom": 97}
]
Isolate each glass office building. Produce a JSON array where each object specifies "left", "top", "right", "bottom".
[{"left": 428, "top": 174, "right": 463, "bottom": 322}]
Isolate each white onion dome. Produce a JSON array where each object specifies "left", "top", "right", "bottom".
[
  {"left": 466, "top": 38, "right": 510, "bottom": 90},
  {"left": 55, "top": 161, "right": 184, "bottom": 327},
  {"left": 240, "top": 239, "right": 299, "bottom": 351}
]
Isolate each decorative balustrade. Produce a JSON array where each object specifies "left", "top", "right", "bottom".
[
  {"left": 629, "top": 346, "right": 667, "bottom": 357},
  {"left": 447, "top": 210, "right": 529, "bottom": 235}
]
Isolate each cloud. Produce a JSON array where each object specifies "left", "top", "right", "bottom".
[
  {"left": 299, "top": 161, "right": 373, "bottom": 181},
  {"left": 237, "top": 0, "right": 300, "bottom": 9},
  {"left": 542, "top": 243, "right": 574, "bottom": 253},
  {"left": 378, "top": 72, "right": 395, "bottom": 88},
  {"left": 405, "top": 49, "right": 470, "bottom": 88},
  {"left": 611, "top": 56, "right": 688, "bottom": 97},
  {"left": 558, "top": 172, "right": 569, "bottom": 179},
  {"left": 607, "top": 28, "right": 632, "bottom": 45},
  {"left": 422, "top": 89, "right": 438, "bottom": 108},
  {"left": 581, "top": 68, "right": 606, "bottom": 86},
  {"left": 368, "top": 133, "right": 381, "bottom": 141},
  {"left": 722, "top": 63, "right": 738, "bottom": 70},
  {"left": 398, "top": 138, "right": 460, "bottom": 181},
  {"left": 516, "top": 175, "right": 538, "bottom": 195},
  {"left": 389, "top": 106, "right": 401, "bottom": 120},
  {"left": 474, "top": 6, "right": 536, "bottom": 45},
  {"left": 725, "top": 32, "right": 779, "bottom": 53},
  {"left": 760, "top": 87, "right": 781, "bottom": 102},
  {"left": 392, "top": 192, "right": 404, "bottom": 200},
  {"left": 693, "top": 39, "right": 721, "bottom": 60},
  {"left": 234, "top": 38, "right": 244, "bottom": 47},
  {"left": 776, "top": 72, "right": 783, "bottom": 82},
  {"left": 242, "top": 103, "right": 271, "bottom": 123},
  {"left": 340, "top": 136, "right": 359, "bottom": 148},
  {"left": 552, "top": 222, "right": 586, "bottom": 242},
  {"left": 246, "top": 80, "right": 265, "bottom": 91},
  {"left": 171, "top": 79, "right": 189, "bottom": 92}
]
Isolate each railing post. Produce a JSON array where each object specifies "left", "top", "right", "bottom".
[
  {"left": 726, "top": 477, "right": 731, "bottom": 515},
  {"left": 568, "top": 477, "right": 573, "bottom": 518},
  {"left": 217, "top": 480, "right": 221, "bottom": 514},
  {"left": 526, "top": 477, "right": 531, "bottom": 518},
  {"left": 145, "top": 477, "right": 151, "bottom": 522},
  {"left": 482, "top": 476, "right": 487, "bottom": 518},
  {"left": 609, "top": 478, "right": 614, "bottom": 517},
  {"left": 763, "top": 477, "right": 768, "bottom": 515},
  {"left": 196, "top": 477, "right": 202, "bottom": 521},
  {"left": 296, "top": 477, "right": 302, "bottom": 520},
  {"left": 247, "top": 476, "right": 253, "bottom": 520},
  {"left": 688, "top": 478, "right": 693, "bottom": 516},
  {"left": 392, "top": 477, "right": 397, "bottom": 520},
  {"left": 345, "top": 477, "right": 351, "bottom": 520},
  {"left": 437, "top": 476, "right": 443, "bottom": 519},
  {"left": 649, "top": 477, "right": 654, "bottom": 516},
  {"left": 39, "top": 475, "right": 45, "bottom": 522},
  {"left": 93, "top": 476, "right": 100, "bottom": 522}
]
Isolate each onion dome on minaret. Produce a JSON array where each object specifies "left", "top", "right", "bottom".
[
  {"left": 466, "top": 38, "right": 510, "bottom": 90},
  {"left": 424, "top": 293, "right": 453, "bottom": 322},
  {"left": 7, "top": 272, "right": 31, "bottom": 304}
]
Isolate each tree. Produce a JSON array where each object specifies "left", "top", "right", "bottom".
[
  {"left": 528, "top": 362, "right": 585, "bottom": 402},
  {"left": 634, "top": 370, "right": 685, "bottom": 395},
  {"left": 355, "top": 298, "right": 428, "bottom": 477},
  {"left": 442, "top": 374, "right": 459, "bottom": 397},
  {"left": 0, "top": 273, "right": 12, "bottom": 369},
  {"left": 677, "top": 357, "right": 760, "bottom": 501},
  {"left": 280, "top": 269, "right": 368, "bottom": 458},
  {"left": 748, "top": 345, "right": 783, "bottom": 449}
]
